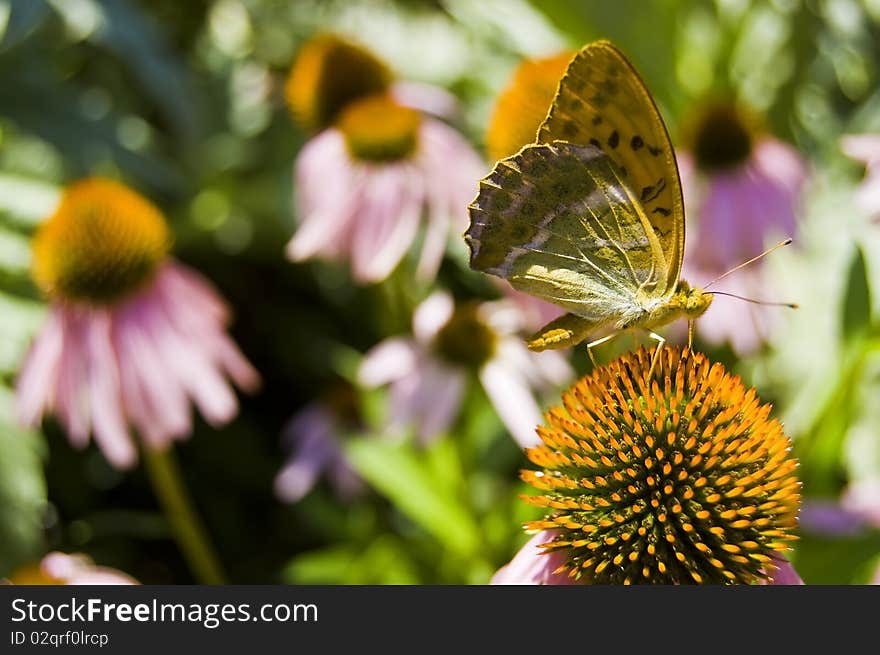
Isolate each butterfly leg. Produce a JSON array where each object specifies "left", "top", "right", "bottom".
[
  {"left": 527, "top": 313, "right": 600, "bottom": 352},
  {"left": 585, "top": 333, "right": 618, "bottom": 368},
  {"left": 645, "top": 330, "right": 666, "bottom": 378},
  {"left": 687, "top": 320, "right": 695, "bottom": 350}
]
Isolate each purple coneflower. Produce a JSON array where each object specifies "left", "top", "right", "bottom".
[
  {"left": 358, "top": 291, "right": 572, "bottom": 448},
  {"left": 275, "top": 384, "right": 365, "bottom": 504},
  {"left": 284, "top": 33, "right": 483, "bottom": 284},
  {"left": 492, "top": 530, "right": 803, "bottom": 585},
  {"left": 494, "top": 347, "right": 803, "bottom": 584},
  {"left": 15, "top": 178, "right": 259, "bottom": 469},
  {"left": 841, "top": 133, "right": 880, "bottom": 220},
  {"left": 678, "top": 101, "right": 806, "bottom": 354}
]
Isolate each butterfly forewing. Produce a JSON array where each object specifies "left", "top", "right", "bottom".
[
  {"left": 467, "top": 142, "right": 664, "bottom": 325},
  {"left": 538, "top": 41, "right": 684, "bottom": 296}
]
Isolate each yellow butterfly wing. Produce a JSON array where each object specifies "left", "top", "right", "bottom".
[
  {"left": 538, "top": 40, "right": 685, "bottom": 297},
  {"left": 467, "top": 141, "right": 666, "bottom": 329}
]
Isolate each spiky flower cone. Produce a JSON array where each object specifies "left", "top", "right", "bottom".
[{"left": 522, "top": 346, "right": 800, "bottom": 584}]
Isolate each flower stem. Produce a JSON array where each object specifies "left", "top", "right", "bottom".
[{"left": 142, "top": 446, "right": 227, "bottom": 584}]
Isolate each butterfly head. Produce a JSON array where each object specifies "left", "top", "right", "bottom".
[{"left": 675, "top": 280, "right": 713, "bottom": 319}]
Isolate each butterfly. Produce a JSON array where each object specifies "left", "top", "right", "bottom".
[{"left": 465, "top": 40, "right": 713, "bottom": 362}]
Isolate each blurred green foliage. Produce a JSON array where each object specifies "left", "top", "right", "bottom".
[{"left": 0, "top": 0, "right": 879, "bottom": 584}]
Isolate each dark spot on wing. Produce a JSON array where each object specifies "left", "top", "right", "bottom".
[
  {"left": 652, "top": 207, "right": 671, "bottom": 216},
  {"left": 592, "top": 115, "right": 603, "bottom": 126},
  {"left": 590, "top": 92, "right": 607, "bottom": 107},
  {"left": 648, "top": 145, "right": 662, "bottom": 156},
  {"left": 589, "top": 138, "right": 602, "bottom": 149},
  {"left": 618, "top": 165, "right": 627, "bottom": 178},
  {"left": 630, "top": 135, "right": 644, "bottom": 150},
  {"left": 608, "top": 130, "right": 619, "bottom": 149},
  {"left": 562, "top": 121, "right": 579, "bottom": 138},
  {"left": 640, "top": 178, "right": 666, "bottom": 203}
]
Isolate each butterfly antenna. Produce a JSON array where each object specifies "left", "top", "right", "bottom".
[
  {"left": 703, "top": 239, "right": 793, "bottom": 289},
  {"left": 708, "top": 291, "right": 798, "bottom": 309}
]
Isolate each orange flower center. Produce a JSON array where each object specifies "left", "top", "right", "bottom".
[
  {"left": 337, "top": 95, "right": 421, "bottom": 163},
  {"left": 522, "top": 347, "right": 800, "bottom": 584},
  {"left": 485, "top": 51, "right": 574, "bottom": 163},
  {"left": 32, "top": 178, "right": 170, "bottom": 304},
  {"left": 285, "top": 33, "right": 392, "bottom": 133}
]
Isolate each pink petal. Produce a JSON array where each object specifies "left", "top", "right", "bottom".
[
  {"left": 412, "top": 361, "right": 465, "bottom": 444},
  {"left": 841, "top": 134, "right": 880, "bottom": 164},
  {"left": 753, "top": 138, "right": 807, "bottom": 194},
  {"left": 54, "top": 310, "right": 92, "bottom": 449},
  {"left": 391, "top": 81, "right": 461, "bottom": 120},
  {"left": 491, "top": 531, "right": 575, "bottom": 585},
  {"left": 358, "top": 338, "right": 419, "bottom": 387},
  {"left": 412, "top": 290, "right": 454, "bottom": 344},
  {"left": 15, "top": 307, "right": 64, "bottom": 427},
  {"left": 112, "top": 303, "right": 192, "bottom": 447},
  {"left": 84, "top": 311, "right": 136, "bottom": 469},
  {"left": 157, "top": 262, "right": 228, "bottom": 324},
  {"left": 147, "top": 297, "right": 239, "bottom": 426},
  {"left": 842, "top": 478, "right": 880, "bottom": 528},
  {"left": 207, "top": 332, "right": 261, "bottom": 393},
  {"left": 287, "top": 134, "right": 364, "bottom": 262},
  {"left": 854, "top": 169, "right": 880, "bottom": 215},
  {"left": 767, "top": 556, "right": 804, "bottom": 585},
  {"left": 42, "top": 552, "right": 138, "bottom": 585},
  {"left": 479, "top": 358, "right": 544, "bottom": 449},
  {"left": 350, "top": 166, "right": 423, "bottom": 283},
  {"left": 414, "top": 189, "right": 451, "bottom": 282}
]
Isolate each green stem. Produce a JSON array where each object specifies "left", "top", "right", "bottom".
[{"left": 142, "top": 446, "right": 227, "bottom": 584}]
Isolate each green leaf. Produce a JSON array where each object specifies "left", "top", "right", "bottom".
[
  {"left": 283, "top": 536, "right": 421, "bottom": 584},
  {"left": 0, "top": 174, "right": 59, "bottom": 227},
  {"left": 0, "top": 224, "right": 31, "bottom": 275},
  {"left": 90, "top": 0, "right": 197, "bottom": 138},
  {"left": 842, "top": 246, "right": 872, "bottom": 341},
  {"left": 282, "top": 545, "right": 359, "bottom": 584},
  {"left": 0, "top": 290, "right": 45, "bottom": 376},
  {"left": 791, "top": 530, "right": 880, "bottom": 584},
  {"left": 344, "top": 438, "right": 480, "bottom": 557},
  {"left": 0, "top": 384, "right": 46, "bottom": 576},
  {"left": 0, "top": 0, "right": 51, "bottom": 52}
]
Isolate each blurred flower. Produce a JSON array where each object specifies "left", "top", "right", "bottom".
[
  {"left": 275, "top": 383, "right": 365, "bottom": 504},
  {"left": 512, "top": 346, "right": 800, "bottom": 584},
  {"left": 284, "top": 34, "right": 484, "bottom": 284},
  {"left": 679, "top": 101, "right": 806, "bottom": 354},
  {"left": 358, "top": 291, "right": 572, "bottom": 448},
  {"left": 841, "top": 133, "right": 880, "bottom": 220},
  {"left": 799, "top": 478, "right": 880, "bottom": 535},
  {"left": 485, "top": 51, "right": 574, "bottom": 163},
  {"left": 16, "top": 178, "right": 260, "bottom": 469},
  {"left": 284, "top": 33, "right": 392, "bottom": 133},
  {"left": 7, "top": 552, "right": 138, "bottom": 585}
]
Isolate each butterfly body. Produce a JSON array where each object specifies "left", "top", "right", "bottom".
[{"left": 465, "top": 41, "right": 712, "bottom": 352}]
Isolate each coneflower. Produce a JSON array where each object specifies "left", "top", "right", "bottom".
[
  {"left": 16, "top": 178, "right": 259, "bottom": 469},
  {"left": 495, "top": 346, "right": 801, "bottom": 584}
]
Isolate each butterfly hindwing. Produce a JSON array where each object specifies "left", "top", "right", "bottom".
[
  {"left": 466, "top": 141, "right": 668, "bottom": 325},
  {"left": 538, "top": 40, "right": 684, "bottom": 296}
]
